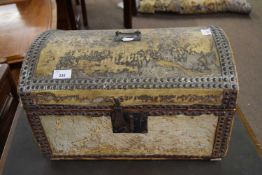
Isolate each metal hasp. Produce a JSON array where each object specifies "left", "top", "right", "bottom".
[
  {"left": 111, "top": 98, "right": 148, "bottom": 133},
  {"left": 114, "top": 31, "right": 141, "bottom": 42}
]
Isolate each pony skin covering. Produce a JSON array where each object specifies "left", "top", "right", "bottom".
[{"left": 138, "top": 0, "right": 252, "bottom": 14}]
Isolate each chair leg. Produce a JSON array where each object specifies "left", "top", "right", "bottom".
[
  {"left": 80, "top": 0, "right": 88, "bottom": 27},
  {"left": 66, "top": 0, "right": 77, "bottom": 29},
  {"left": 131, "top": 0, "right": 137, "bottom": 16},
  {"left": 75, "top": 0, "right": 80, "bottom": 5},
  {"left": 123, "top": 0, "right": 132, "bottom": 29}
]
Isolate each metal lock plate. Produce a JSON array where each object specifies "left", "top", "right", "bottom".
[{"left": 111, "top": 99, "right": 148, "bottom": 133}]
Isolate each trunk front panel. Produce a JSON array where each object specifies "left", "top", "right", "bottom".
[{"left": 40, "top": 114, "right": 218, "bottom": 157}]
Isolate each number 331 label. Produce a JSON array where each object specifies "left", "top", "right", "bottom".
[{"left": 53, "top": 70, "right": 72, "bottom": 79}]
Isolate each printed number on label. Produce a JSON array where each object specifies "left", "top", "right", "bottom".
[
  {"left": 53, "top": 70, "right": 72, "bottom": 79},
  {"left": 58, "top": 73, "right": 66, "bottom": 77}
]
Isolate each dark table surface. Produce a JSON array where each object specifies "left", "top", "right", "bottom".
[{"left": 2, "top": 107, "right": 262, "bottom": 175}]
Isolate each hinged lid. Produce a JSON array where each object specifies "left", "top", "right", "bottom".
[{"left": 19, "top": 26, "right": 238, "bottom": 110}]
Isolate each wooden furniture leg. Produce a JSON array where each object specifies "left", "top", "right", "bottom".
[
  {"left": 66, "top": 0, "right": 77, "bottom": 29},
  {"left": 132, "top": 0, "right": 137, "bottom": 16},
  {"left": 123, "top": 0, "right": 132, "bottom": 28},
  {"left": 56, "top": 0, "right": 77, "bottom": 29},
  {"left": 80, "top": 0, "right": 88, "bottom": 27},
  {"left": 0, "top": 63, "right": 19, "bottom": 158}
]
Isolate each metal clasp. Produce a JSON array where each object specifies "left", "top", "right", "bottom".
[
  {"left": 111, "top": 98, "right": 148, "bottom": 133},
  {"left": 114, "top": 31, "right": 141, "bottom": 42}
]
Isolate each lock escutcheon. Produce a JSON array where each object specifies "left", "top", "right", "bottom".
[{"left": 111, "top": 98, "right": 148, "bottom": 133}]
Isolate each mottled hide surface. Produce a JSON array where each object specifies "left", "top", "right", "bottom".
[
  {"left": 138, "top": 0, "right": 252, "bottom": 14},
  {"left": 29, "top": 27, "right": 227, "bottom": 107},
  {"left": 35, "top": 28, "right": 221, "bottom": 79},
  {"left": 40, "top": 115, "right": 218, "bottom": 156}
]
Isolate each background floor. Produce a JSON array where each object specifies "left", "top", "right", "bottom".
[{"left": 85, "top": 0, "right": 262, "bottom": 147}]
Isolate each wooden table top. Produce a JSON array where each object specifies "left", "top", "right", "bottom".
[
  {"left": 0, "top": 0, "right": 57, "bottom": 64},
  {"left": 0, "top": 0, "right": 28, "bottom": 5}
]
